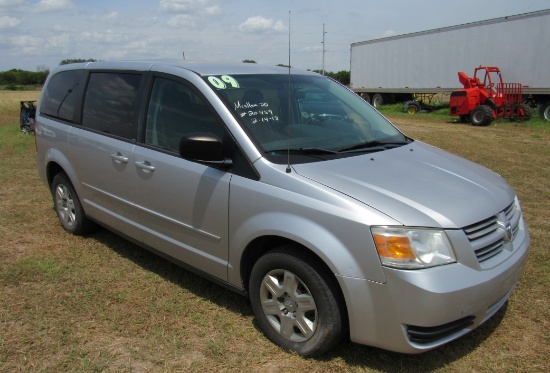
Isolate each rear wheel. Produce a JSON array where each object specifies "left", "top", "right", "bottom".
[
  {"left": 51, "top": 173, "right": 96, "bottom": 235},
  {"left": 519, "top": 103, "right": 532, "bottom": 121},
  {"left": 470, "top": 105, "right": 494, "bottom": 126},
  {"left": 249, "top": 247, "right": 346, "bottom": 357},
  {"left": 372, "top": 93, "right": 384, "bottom": 108},
  {"left": 360, "top": 93, "right": 371, "bottom": 104}
]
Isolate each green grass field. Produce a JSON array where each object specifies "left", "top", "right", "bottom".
[{"left": 1, "top": 91, "right": 548, "bottom": 372}]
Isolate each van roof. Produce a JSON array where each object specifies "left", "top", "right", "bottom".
[{"left": 53, "top": 60, "right": 316, "bottom": 77}]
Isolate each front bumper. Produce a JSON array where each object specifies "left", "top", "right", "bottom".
[{"left": 337, "top": 220, "right": 530, "bottom": 353}]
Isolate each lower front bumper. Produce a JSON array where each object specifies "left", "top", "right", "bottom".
[{"left": 336, "top": 229, "right": 529, "bottom": 353}]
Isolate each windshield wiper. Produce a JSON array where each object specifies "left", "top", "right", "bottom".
[
  {"left": 266, "top": 147, "right": 338, "bottom": 155},
  {"left": 337, "top": 140, "right": 410, "bottom": 153}
]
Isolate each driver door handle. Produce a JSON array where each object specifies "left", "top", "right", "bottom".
[{"left": 111, "top": 152, "right": 129, "bottom": 163}]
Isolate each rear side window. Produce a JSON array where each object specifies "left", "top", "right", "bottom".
[
  {"left": 40, "top": 70, "right": 86, "bottom": 122},
  {"left": 82, "top": 72, "right": 142, "bottom": 140}
]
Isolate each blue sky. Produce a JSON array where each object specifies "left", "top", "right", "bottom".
[{"left": 1, "top": 0, "right": 549, "bottom": 72}]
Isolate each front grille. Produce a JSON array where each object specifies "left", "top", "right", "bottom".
[
  {"left": 406, "top": 316, "right": 475, "bottom": 344},
  {"left": 463, "top": 201, "right": 520, "bottom": 263}
]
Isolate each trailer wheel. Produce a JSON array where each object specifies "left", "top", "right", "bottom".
[
  {"left": 372, "top": 94, "right": 384, "bottom": 108},
  {"left": 540, "top": 101, "right": 550, "bottom": 121},
  {"left": 470, "top": 105, "right": 494, "bottom": 126},
  {"left": 360, "top": 93, "right": 371, "bottom": 104}
]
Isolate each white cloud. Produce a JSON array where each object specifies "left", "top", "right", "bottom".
[
  {"left": 205, "top": 5, "right": 221, "bottom": 15},
  {"left": 78, "top": 30, "right": 126, "bottom": 45},
  {"left": 34, "top": 0, "right": 74, "bottom": 12},
  {"left": 381, "top": 29, "right": 396, "bottom": 38},
  {"left": 161, "top": 0, "right": 219, "bottom": 29},
  {"left": 238, "top": 16, "right": 287, "bottom": 33},
  {"left": 167, "top": 14, "right": 197, "bottom": 28},
  {"left": 0, "top": 15, "right": 21, "bottom": 28},
  {"left": 100, "top": 12, "right": 119, "bottom": 22},
  {"left": 160, "top": 0, "right": 209, "bottom": 13}
]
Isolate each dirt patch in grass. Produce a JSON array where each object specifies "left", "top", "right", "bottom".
[{"left": 1, "top": 95, "right": 549, "bottom": 371}]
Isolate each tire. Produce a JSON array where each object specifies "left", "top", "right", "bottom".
[
  {"left": 470, "top": 105, "right": 494, "bottom": 126},
  {"left": 360, "top": 93, "right": 371, "bottom": 104},
  {"left": 51, "top": 173, "right": 96, "bottom": 235},
  {"left": 540, "top": 101, "right": 550, "bottom": 121},
  {"left": 406, "top": 101, "right": 420, "bottom": 114},
  {"left": 249, "top": 247, "right": 346, "bottom": 357},
  {"left": 372, "top": 93, "right": 384, "bottom": 108},
  {"left": 519, "top": 103, "right": 532, "bottom": 121}
]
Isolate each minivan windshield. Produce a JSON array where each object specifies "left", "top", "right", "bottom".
[{"left": 204, "top": 73, "right": 410, "bottom": 163}]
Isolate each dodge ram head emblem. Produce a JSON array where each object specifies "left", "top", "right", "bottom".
[{"left": 504, "top": 222, "right": 513, "bottom": 242}]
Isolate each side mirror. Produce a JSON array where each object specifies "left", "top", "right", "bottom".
[{"left": 179, "top": 133, "right": 232, "bottom": 167}]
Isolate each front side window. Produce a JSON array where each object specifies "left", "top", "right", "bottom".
[
  {"left": 204, "top": 73, "right": 410, "bottom": 164},
  {"left": 40, "top": 69, "right": 86, "bottom": 122},
  {"left": 145, "top": 77, "right": 222, "bottom": 153},
  {"left": 82, "top": 72, "right": 142, "bottom": 140}
]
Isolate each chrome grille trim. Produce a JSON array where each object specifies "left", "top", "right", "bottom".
[{"left": 464, "top": 201, "right": 520, "bottom": 263}]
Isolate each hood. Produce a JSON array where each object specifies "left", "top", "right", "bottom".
[{"left": 292, "top": 142, "right": 515, "bottom": 228}]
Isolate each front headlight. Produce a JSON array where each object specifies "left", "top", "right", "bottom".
[{"left": 371, "top": 227, "right": 456, "bottom": 269}]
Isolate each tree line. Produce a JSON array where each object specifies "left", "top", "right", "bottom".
[
  {"left": 0, "top": 68, "right": 49, "bottom": 88},
  {"left": 0, "top": 59, "right": 97, "bottom": 89},
  {"left": 1, "top": 59, "right": 350, "bottom": 88}
]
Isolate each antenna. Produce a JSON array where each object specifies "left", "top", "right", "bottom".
[
  {"left": 322, "top": 23, "right": 326, "bottom": 75},
  {"left": 286, "top": 10, "right": 292, "bottom": 174}
]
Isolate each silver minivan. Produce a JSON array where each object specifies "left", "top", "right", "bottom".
[{"left": 35, "top": 61, "right": 530, "bottom": 356}]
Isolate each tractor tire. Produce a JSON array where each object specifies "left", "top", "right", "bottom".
[
  {"left": 540, "top": 101, "right": 550, "bottom": 121},
  {"left": 520, "top": 103, "right": 532, "bottom": 121},
  {"left": 470, "top": 105, "right": 494, "bottom": 126},
  {"left": 372, "top": 94, "right": 384, "bottom": 108},
  {"left": 406, "top": 101, "right": 421, "bottom": 114}
]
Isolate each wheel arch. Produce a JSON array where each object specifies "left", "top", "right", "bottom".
[
  {"left": 240, "top": 235, "right": 342, "bottom": 295},
  {"left": 240, "top": 235, "right": 350, "bottom": 335},
  {"left": 43, "top": 149, "right": 80, "bottom": 192}
]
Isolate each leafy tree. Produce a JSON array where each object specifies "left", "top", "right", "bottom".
[
  {"left": 0, "top": 68, "right": 49, "bottom": 86},
  {"left": 312, "top": 69, "right": 350, "bottom": 85}
]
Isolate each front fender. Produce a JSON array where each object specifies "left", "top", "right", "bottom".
[{"left": 227, "top": 176, "right": 389, "bottom": 287}]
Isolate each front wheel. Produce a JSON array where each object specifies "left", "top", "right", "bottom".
[
  {"left": 249, "top": 247, "right": 346, "bottom": 357},
  {"left": 470, "top": 105, "right": 494, "bottom": 126},
  {"left": 51, "top": 173, "right": 96, "bottom": 235}
]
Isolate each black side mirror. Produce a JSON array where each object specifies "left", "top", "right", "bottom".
[{"left": 179, "top": 133, "right": 232, "bottom": 167}]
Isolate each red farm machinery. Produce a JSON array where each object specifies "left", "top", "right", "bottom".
[{"left": 449, "top": 66, "right": 531, "bottom": 126}]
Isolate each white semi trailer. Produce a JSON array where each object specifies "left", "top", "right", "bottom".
[{"left": 350, "top": 9, "right": 550, "bottom": 119}]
